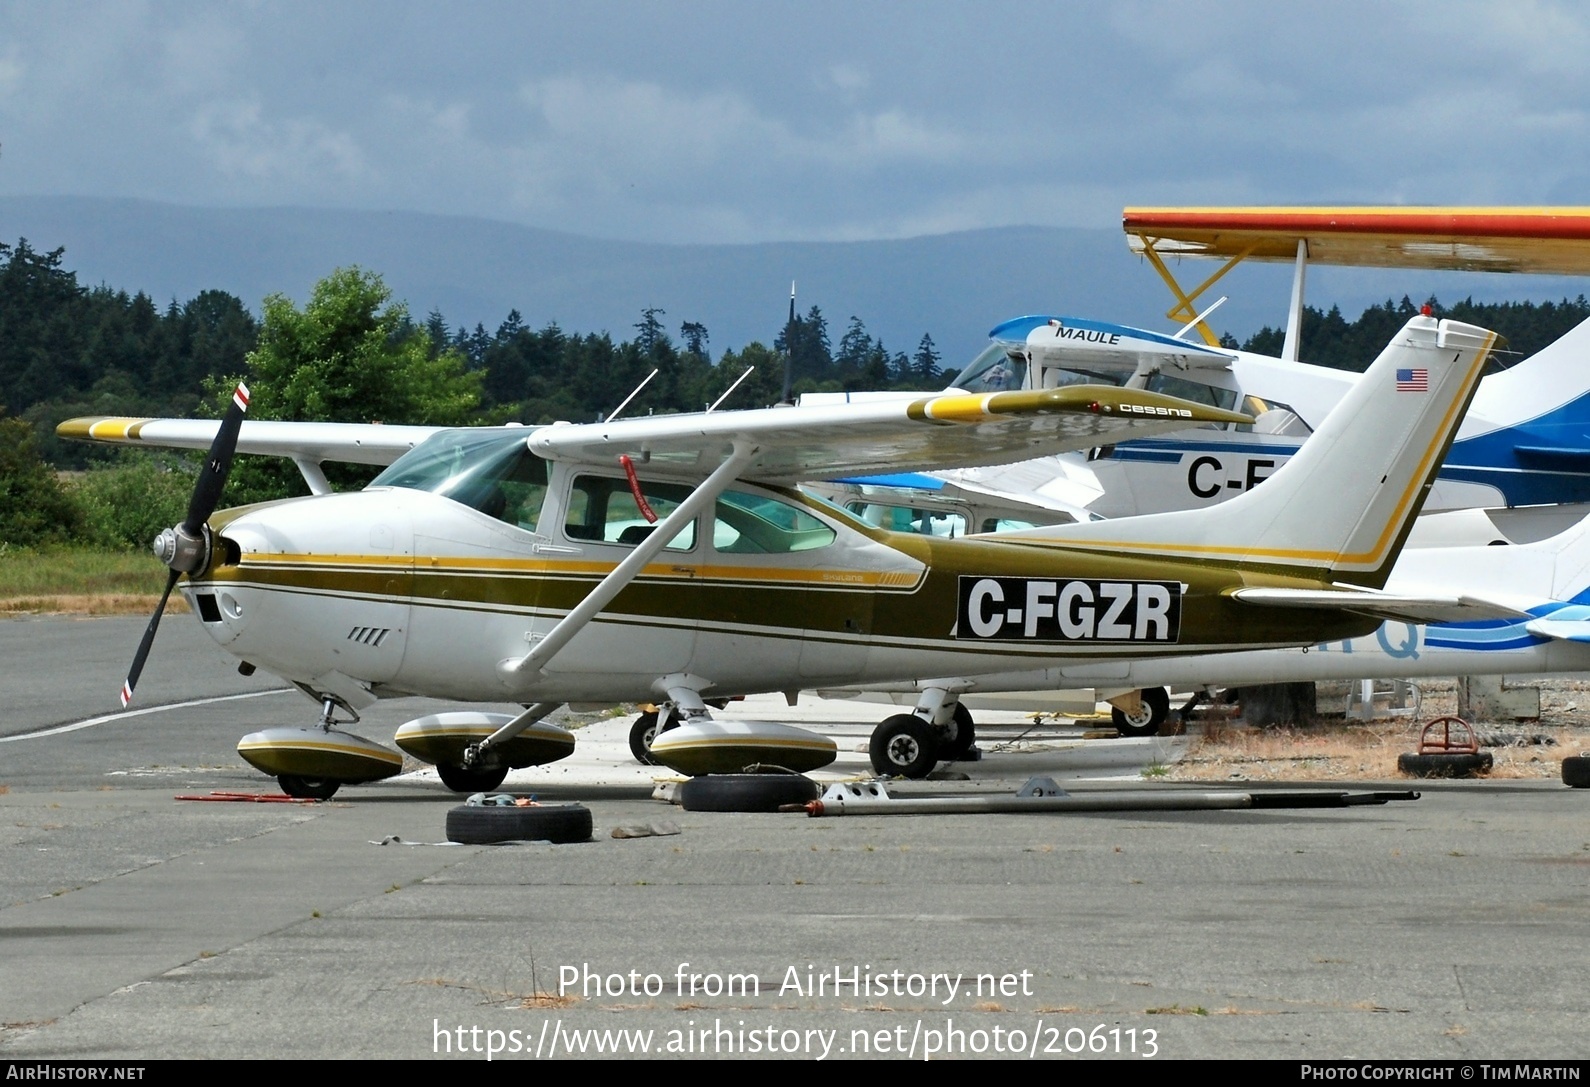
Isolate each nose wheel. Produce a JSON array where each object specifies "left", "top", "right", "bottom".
[{"left": 277, "top": 775, "right": 340, "bottom": 801}]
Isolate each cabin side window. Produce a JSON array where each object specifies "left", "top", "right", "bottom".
[
  {"left": 564, "top": 475, "right": 697, "bottom": 550},
  {"left": 713, "top": 491, "right": 837, "bottom": 553},
  {"left": 843, "top": 500, "right": 966, "bottom": 538}
]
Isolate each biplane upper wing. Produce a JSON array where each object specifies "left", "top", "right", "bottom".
[
  {"left": 527, "top": 386, "right": 1251, "bottom": 484},
  {"left": 1122, "top": 206, "right": 1590, "bottom": 275}
]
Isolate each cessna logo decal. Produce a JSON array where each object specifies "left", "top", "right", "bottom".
[
  {"left": 956, "top": 576, "right": 1182, "bottom": 643},
  {"left": 1121, "top": 402, "right": 1193, "bottom": 418}
]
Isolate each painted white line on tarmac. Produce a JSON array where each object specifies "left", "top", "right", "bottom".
[{"left": 0, "top": 689, "right": 294, "bottom": 742}]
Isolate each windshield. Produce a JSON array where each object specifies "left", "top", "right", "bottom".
[
  {"left": 369, "top": 428, "right": 548, "bottom": 529},
  {"left": 950, "top": 343, "right": 1028, "bottom": 393}
]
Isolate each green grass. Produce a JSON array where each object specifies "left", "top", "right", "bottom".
[{"left": 0, "top": 545, "right": 167, "bottom": 598}]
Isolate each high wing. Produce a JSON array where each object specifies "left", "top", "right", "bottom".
[
  {"left": 61, "top": 388, "right": 1249, "bottom": 488},
  {"left": 525, "top": 386, "right": 1251, "bottom": 483},
  {"left": 56, "top": 417, "right": 443, "bottom": 466}
]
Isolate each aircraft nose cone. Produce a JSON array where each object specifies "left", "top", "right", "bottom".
[{"left": 152, "top": 527, "right": 177, "bottom": 565}]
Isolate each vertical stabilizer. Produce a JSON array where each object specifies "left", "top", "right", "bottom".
[{"left": 1011, "top": 316, "right": 1496, "bottom": 587}]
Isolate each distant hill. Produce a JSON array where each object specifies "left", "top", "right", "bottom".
[
  {"left": 0, "top": 196, "right": 1267, "bottom": 368},
  {"left": 1, "top": 196, "right": 1582, "bottom": 369}
]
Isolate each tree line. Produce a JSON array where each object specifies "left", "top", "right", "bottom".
[{"left": 6, "top": 233, "right": 1590, "bottom": 550}]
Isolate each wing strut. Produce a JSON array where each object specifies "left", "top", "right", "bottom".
[
  {"left": 1133, "top": 235, "right": 1257, "bottom": 347},
  {"left": 1280, "top": 237, "right": 1309, "bottom": 363},
  {"left": 496, "top": 440, "right": 758, "bottom": 685}
]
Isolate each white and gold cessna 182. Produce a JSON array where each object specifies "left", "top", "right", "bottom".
[{"left": 62, "top": 314, "right": 1513, "bottom": 796}]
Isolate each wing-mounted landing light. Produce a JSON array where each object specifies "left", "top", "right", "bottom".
[{"left": 121, "top": 383, "right": 250, "bottom": 707}]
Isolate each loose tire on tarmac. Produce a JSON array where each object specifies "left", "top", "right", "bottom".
[
  {"left": 445, "top": 803, "right": 593, "bottom": 845},
  {"left": 1112, "top": 687, "right": 1170, "bottom": 737},
  {"left": 940, "top": 703, "right": 977, "bottom": 761},
  {"left": 1562, "top": 754, "right": 1590, "bottom": 788},
  {"left": 436, "top": 762, "right": 510, "bottom": 794},
  {"left": 278, "top": 774, "right": 340, "bottom": 800},
  {"left": 677, "top": 773, "right": 819, "bottom": 813},
  {"left": 869, "top": 713, "right": 939, "bottom": 779},
  {"left": 1397, "top": 751, "right": 1493, "bottom": 778}
]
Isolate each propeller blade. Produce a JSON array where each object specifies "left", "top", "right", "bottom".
[
  {"left": 122, "top": 568, "right": 180, "bottom": 707},
  {"left": 183, "top": 382, "right": 250, "bottom": 535}
]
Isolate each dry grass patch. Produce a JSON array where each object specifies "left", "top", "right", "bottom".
[
  {"left": 0, "top": 593, "right": 185, "bottom": 616},
  {"left": 1168, "top": 716, "right": 1580, "bottom": 782}
]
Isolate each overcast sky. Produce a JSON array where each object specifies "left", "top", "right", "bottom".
[{"left": 2, "top": 0, "right": 1586, "bottom": 247}]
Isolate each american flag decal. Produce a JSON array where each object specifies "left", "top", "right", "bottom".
[{"left": 1395, "top": 367, "right": 1429, "bottom": 392}]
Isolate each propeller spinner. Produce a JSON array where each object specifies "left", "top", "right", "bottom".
[{"left": 121, "top": 383, "right": 249, "bottom": 706}]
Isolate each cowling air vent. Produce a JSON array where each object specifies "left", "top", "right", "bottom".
[{"left": 348, "top": 626, "right": 392, "bottom": 648}]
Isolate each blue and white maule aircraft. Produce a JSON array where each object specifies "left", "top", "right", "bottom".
[
  {"left": 1108, "top": 205, "right": 1590, "bottom": 532},
  {"left": 826, "top": 207, "right": 1590, "bottom": 536},
  {"left": 938, "top": 307, "right": 1590, "bottom": 528}
]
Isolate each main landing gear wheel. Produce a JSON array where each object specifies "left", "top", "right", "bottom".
[
  {"left": 436, "top": 762, "right": 509, "bottom": 793},
  {"left": 940, "top": 703, "right": 977, "bottom": 761},
  {"left": 678, "top": 773, "right": 819, "bottom": 813},
  {"left": 869, "top": 714, "right": 939, "bottom": 779},
  {"left": 445, "top": 803, "right": 593, "bottom": 845},
  {"left": 630, "top": 709, "right": 683, "bottom": 765},
  {"left": 277, "top": 774, "right": 340, "bottom": 800},
  {"left": 1562, "top": 755, "right": 1590, "bottom": 788},
  {"left": 1112, "top": 687, "right": 1170, "bottom": 738}
]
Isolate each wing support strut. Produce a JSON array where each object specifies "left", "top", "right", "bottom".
[
  {"left": 1132, "top": 235, "right": 1257, "bottom": 347},
  {"left": 1280, "top": 237, "right": 1310, "bottom": 363},
  {"left": 496, "top": 440, "right": 758, "bottom": 686},
  {"left": 293, "top": 457, "right": 332, "bottom": 495}
]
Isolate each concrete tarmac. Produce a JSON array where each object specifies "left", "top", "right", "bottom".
[{"left": 1, "top": 617, "right": 1586, "bottom": 1061}]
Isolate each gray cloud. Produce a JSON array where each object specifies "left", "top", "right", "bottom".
[{"left": 1, "top": 0, "right": 1585, "bottom": 243}]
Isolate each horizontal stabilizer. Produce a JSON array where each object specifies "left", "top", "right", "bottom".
[
  {"left": 1523, "top": 618, "right": 1590, "bottom": 643},
  {"left": 1228, "top": 586, "right": 1530, "bottom": 625},
  {"left": 1512, "top": 444, "right": 1590, "bottom": 467}
]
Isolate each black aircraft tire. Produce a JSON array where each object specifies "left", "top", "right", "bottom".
[
  {"left": 678, "top": 773, "right": 819, "bottom": 813},
  {"left": 445, "top": 803, "right": 593, "bottom": 845},
  {"left": 436, "top": 762, "right": 510, "bottom": 793},
  {"left": 869, "top": 714, "right": 940, "bottom": 779},
  {"left": 1397, "top": 752, "right": 1493, "bottom": 778},
  {"left": 277, "top": 774, "right": 340, "bottom": 800},
  {"left": 1562, "top": 754, "right": 1590, "bottom": 788},
  {"left": 940, "top": 703, "right": 977, "bottom": 761},
  {"left": 629, "top": 710, "right": 662, "bottom": 765},
  {"left": 1112, "top": 687, "right": 1171, "bottom": 738}
]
